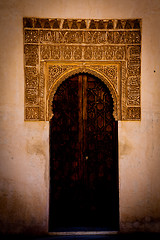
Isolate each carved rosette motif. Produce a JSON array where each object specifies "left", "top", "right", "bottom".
[{"left": 24, "top": 18, "right": 141, "bottom": 121}]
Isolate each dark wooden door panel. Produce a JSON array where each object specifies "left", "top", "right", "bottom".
[{"left": 49, "top": 74, "right": 118, "bottom": 231}]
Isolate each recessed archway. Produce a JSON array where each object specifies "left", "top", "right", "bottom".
[{"left": 49, "top": 73, "right": 119, "bottom": 231}]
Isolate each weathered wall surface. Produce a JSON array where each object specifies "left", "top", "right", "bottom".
[{"left": 0, "top": 0, "right": 160, "bottom": 234}]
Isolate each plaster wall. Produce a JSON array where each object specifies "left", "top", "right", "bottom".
[{"left": 0, "top": 0, "right": 160, "bottom": 234}]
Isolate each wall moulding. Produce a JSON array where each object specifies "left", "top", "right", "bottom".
[{"left": 23, "top": 18, "right": 141, "bottom": 121}]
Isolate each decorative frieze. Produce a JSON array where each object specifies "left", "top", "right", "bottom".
[
  {"left": 35, "top": 30, "right": 141, "bottom": 45},
  {"left": 23, "top": 18, "right": 141, "bottom": 30},
  {"left": 23, "top": 18, "right": 141, "bottom": 121},
  {"left": 40, "top": 45, "right": 126, "bottom": 61}
]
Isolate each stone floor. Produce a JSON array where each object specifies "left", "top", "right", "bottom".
[{"left": 1, "top": 233, "right": 160, "bottom": 240}]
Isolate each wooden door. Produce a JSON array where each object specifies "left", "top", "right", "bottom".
[{"left": 49, "top": 74, "right": 119, "bottom": 231}]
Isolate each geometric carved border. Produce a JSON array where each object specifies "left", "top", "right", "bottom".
[{"left": 24, "top": 18, "right": 141, "bottom": 121}]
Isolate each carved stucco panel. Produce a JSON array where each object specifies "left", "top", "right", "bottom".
[
  {"left": 24, "top": 18, "right": 141, "bottom": 121},
  {"left": 45, "top": 62, "right": 121, "bottom": 121}
]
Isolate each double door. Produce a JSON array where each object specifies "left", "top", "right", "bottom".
[{"left": 49, "top": 74, "right": 118, "bottom": 231}]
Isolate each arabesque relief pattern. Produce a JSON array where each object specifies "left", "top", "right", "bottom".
[
  {"left": 46, "top": 62, "right": 120, "bottom": 121},
  {"left": 24, "top": 18, "right": 141, "bottom": 121}
]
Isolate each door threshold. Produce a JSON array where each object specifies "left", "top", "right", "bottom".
[{"left": 49, "top": 231, "right": 119, "bottom": 236}]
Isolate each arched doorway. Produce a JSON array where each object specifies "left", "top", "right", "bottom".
[{"left": 49, "top": 73, "right": 119, "bottom": 231}]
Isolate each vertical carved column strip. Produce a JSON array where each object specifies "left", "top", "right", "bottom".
[
  {"left": 121, "top": 61, "right": 127, "bottom": 120},
  {"left": 39, "top": 62, "right": 45, "bottom": 120},
  {"left": 24, "top": 29, "right": 40, "bottom": 120}
]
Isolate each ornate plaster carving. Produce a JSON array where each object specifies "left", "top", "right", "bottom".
[
  {"left": 45, "top": 62, "right": 120, "bottom": 121},
  {"left": 23, "top": 18, "right": 141, "bottom": 121}
]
